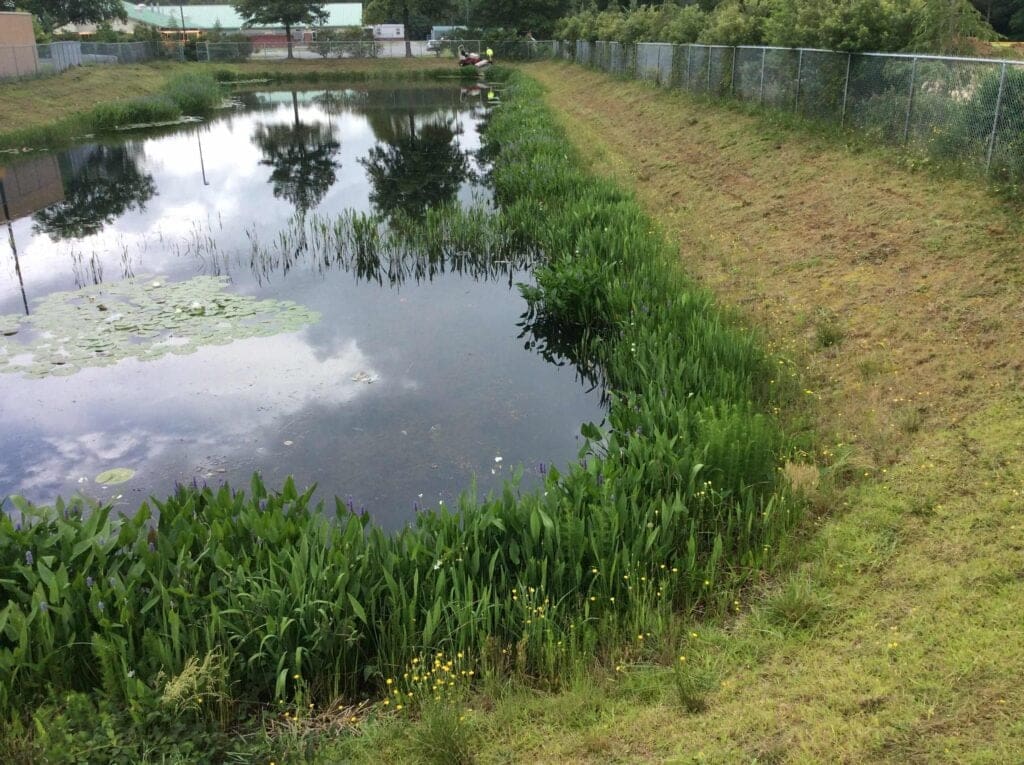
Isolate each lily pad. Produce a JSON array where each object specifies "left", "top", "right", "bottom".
[
  {"left": 95, "top": 468, "right": 136, "bottom": 485},
  {"left": 0, "top": 276, "right": 320, "bottom": 379}
]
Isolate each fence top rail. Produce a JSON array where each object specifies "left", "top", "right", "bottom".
[
  {"left": 584, "top": 40, "right": 1024, "bottom": 67},
  {"left": 856, "top": 50, "right": 1024, "bottom": 66},
  {"left": 735, "top": 45, "right": 835, "bottom": 54}
]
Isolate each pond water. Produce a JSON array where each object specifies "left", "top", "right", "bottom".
[{"left": 0, "top": 84, "right": 605, "bottom": 528}]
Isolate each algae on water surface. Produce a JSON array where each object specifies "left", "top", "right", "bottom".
[{"left": 0, "top": 275, "right": 319, "bottom": 379}]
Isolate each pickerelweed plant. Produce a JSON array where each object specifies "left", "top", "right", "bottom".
[{"left": 0, "top": 71, "right": 801, "bottom": 754}]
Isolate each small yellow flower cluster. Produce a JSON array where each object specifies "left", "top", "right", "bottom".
[{"left": 381, "top": 650, "right": 476, "bottom": 710}]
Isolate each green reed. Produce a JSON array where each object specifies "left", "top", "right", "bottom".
[{"left": 0, "top": 71, "right": 800, "bottom": 752}]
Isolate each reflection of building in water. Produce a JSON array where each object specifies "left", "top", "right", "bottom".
[
  {"left": 0, "top": 155, "right": 64, "bottom": 223},
  {"left": 0, "top": 156, "right": 60, "bottom": 315}
]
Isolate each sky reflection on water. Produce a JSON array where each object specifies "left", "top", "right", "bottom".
[{"left": 0, "top": 85, "right": 604, "bottom": 528}]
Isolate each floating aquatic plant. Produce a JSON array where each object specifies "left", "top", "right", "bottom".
[
  {"left": 0, "top": 275, "right": 320, "bottom": 379},
  {"left": 94, "top": 468, "right": 135, "bottom": 485}
]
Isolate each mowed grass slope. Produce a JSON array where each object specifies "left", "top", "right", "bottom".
[
  {"left": 453, "top": 62, "right": 1023, "bottom": 763},
  {"left": 313, "top": 64, "right": 1023, "bottom": 765}
]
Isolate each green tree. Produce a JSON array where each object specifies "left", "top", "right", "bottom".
[
  {"left": 969, "top": 0, "right": 1024, "bottom": 36},
  {"left": 5, "top": 0, "right": 126, "bottom": 33},
  {"left": 914, "top": 0, "right": 994, "bottom": 52},
  {"left": 232, "top": 0, "right": 327, "bottom": 58},
  {"left": 363, "top": 0, "right": 454, "bottom": 56},
  {"left": 473, "top": 0, "right": 571, "bottom": 37},
  {"left": 252, "top": 92, "right": 341, "bottom": 215}
]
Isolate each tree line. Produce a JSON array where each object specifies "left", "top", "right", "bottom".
[
  {"left": 2, "top": 0, "right": 1021, "bottom": 66},
  {"left": 556, "top": 1, "right": 1021, "bottom": 55}
]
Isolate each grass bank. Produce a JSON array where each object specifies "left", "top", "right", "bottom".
[
  {"left": 343, "top": 61, "right": 1024, "bottom": 763},
  {"left": 0, "top": 70, "right": 798, "bottom": 762},
  {"left": 0, "top": 58, "right": 459, "bottom": 150}
]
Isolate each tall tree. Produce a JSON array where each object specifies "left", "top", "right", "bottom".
[
  {"left": 5, "top": 0, "right": 126, "bottom": 32},
  {"left": 968, "top": 0, "right": 1024, "bottom": 36},
  {"left": 232, "top": 0, "right": 327, "bottom": 58},
  {"left": 363, "top": 0, "right": 454, "bottom": 56},
  {"left": 473, "top": 0, "right": 571, "bottom": 37}
]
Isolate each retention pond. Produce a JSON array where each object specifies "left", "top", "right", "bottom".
[{"left": 0, "top": 84, "right": 606, "bottom": 528}]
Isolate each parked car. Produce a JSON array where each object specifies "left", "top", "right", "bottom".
[{"left": 426, "top": 38, "right": 446, "bottom": 53}]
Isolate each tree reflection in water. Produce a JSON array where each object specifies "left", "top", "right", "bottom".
[
  {"left": 32, "top": 144, "right": 157, "bottom": 241},
  {"left": 252, "top": 92, "right": 341, "bottom": 216},
  {"left": 360, "top": 110, "right": 469, "bottom": 220}
]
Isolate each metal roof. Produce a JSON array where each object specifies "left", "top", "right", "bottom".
[{"left": 122, "top": 2, "right": 362, "bottom": 29}]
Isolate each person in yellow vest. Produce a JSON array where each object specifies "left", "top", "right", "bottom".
[{"left": 486, "top": 47, "right": 494, "bottom": 61}]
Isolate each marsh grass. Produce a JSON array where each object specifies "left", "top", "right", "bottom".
[
  {"left": 409, "top": 701, "right": 477, "bottom": 765},
  {"left": 763, "top": 575, "right": 830, "bottom": 630},
  {"left": 0, "top": 70, "right": 800, "bottom": 758},
  {"left": 0, "top": 71, "right": 223, "bottom": 148},
  {"left": 671, "top": 654, "right": 714, "bottom": 713}
]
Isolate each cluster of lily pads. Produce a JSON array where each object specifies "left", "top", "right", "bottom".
[{"left": 0, "top": 275, "right": 320, "bottom": 379}]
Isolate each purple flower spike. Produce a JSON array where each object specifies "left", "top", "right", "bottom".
[
  {"left": 25, "top": 550, "right": 33, "bottom": 566},
  {"left": 98, "top": 601, "right": 105, "bottom": 612},
  {"left": 39, "top": 601, "right": 48, "bottom": 613},
  {"left": 86, "top": 576, "right": 94, "bottom": 588}
]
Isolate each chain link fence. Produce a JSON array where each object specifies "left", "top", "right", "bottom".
[
  {"left": 3, "top": 36, "right": 1019, "bottom": 185},
  {"left": 1, "top": 38, "right": 564, "bottom": 75},
  {"left": 0, "top": 41, "right": 184, "bottom": 79},
  {"left": 564, "top": 40, "right": 1024, "bottom": 186}
]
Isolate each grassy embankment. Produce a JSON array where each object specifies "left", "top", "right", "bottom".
[
  {"left": 326, "top": 62, "right": 1024, "bottom": 763},
  {"left": 0, "top": 58, "right": 459, "bottom": 150},
  {"left": 0, "top": 69, "right": 800, "bottom": 762}
]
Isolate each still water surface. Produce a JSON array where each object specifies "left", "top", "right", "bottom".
[{"left": 0, "top": 85, "right": 605, "bottom": 528}]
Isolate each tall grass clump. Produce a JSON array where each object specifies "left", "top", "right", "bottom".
[
  {"left": 89, "top": 95, "right": 182, "bottom": 131},
  {"left": 162, "top": 72, "right": 224, "bottom": 116},
  {"left": 87, "top": 73, "right": 222, "bottom": 132},
  {"left": 0, "top": 70, "right": 800, "bottom": 756}
]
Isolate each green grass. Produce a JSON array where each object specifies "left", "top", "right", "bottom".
[
  {"left": 0, "top": 70, "right": 799, "bottom": 761},
  {"left": 0, "top": 70, "right": 223, "bottom": 149}
]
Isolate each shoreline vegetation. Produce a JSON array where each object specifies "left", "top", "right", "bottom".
[
  {"left": 0, "top": 59, "right": 467, "bottom": 151},
  {"left": 3, "top": 53, "right": 1020, "bottom": 762},
  {"left": 0, "top": 67, "right": 800, "bottom": 762}
]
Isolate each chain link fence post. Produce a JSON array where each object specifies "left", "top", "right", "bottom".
[
  {"left": 903, "top": 56, "right": 918, "bottom": 143},
  {"left": 730, "top": 46, "right": 737, "bottom": 96},
  {"left": 794, "top": 48, "right": 803, "bottom": 112},
  {"left": 985, "top": 62, "right": 1009, "bottom": 171},
  {"left": 841, "top": 52, "right": 852, "bottom": 126},
  {"left": 759, "top": 47, "right": 767, "bottom": 104}
]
